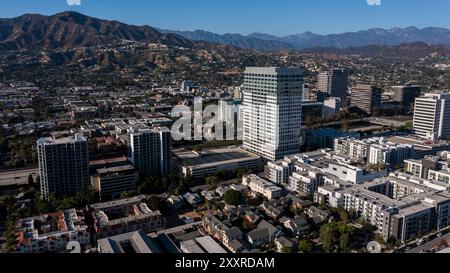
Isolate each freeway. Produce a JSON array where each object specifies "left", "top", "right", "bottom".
[{"left": 0, "top": 168, "right": 39, "bottom": 187}]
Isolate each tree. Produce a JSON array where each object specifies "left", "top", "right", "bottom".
[
  {"left": 320, "top": 222, "right": 339, "bottom": 253},
  {"left": 205, "top": 176, "right": 219, "bottom": 187},
  {"left": 36, "top": 176, "right": 41, "bottom": 188},
  {"left": 404, "top": 122, "right": 414, "bottom": 131},
  {"left": 339, "top": 233, "right": 350, "bottom": 253},
  {"left": 337, "top": 207, "right": 349, "bottom": 224},
  {"left": 374, "top": 234, "right": 386, "bottom": 244},
  {"left": 242, "top": 220, "right": 255, "bottom": 231},
  {"left": 223, "top": 189, "right": 243, "bottom": 206},
  {"left": 305, "top": 115, "right": 316, "bottom": 129},
  {"left": 3, "top": 194, "right": 17, "bottom": 213},
  {"left": 386, "top": 236, "right": 400, "bottom": 247},
  {"left": 120, "top": 191, "right": 135, "bottom": 199},
  {"left": 147, "top": 196, "right": 161, "bottom": 211},
  {"left": 28, "top": 174, "right": 34, "bottom": 186},
  {"left": 57, "top": 197, "right": 76, "bottom": 211},
  {"left": 281, "top": 246, "right": 293, "bottom": 253},
  {"left": 341, "top": 119, "right": 350, "bottom": 132},
  {"left": 361, "top": 221, "right": 377, "bottom": 234},
  {"left": 0, "top": 130, "right": 5, "bottom": 152},
  {"left": 298, "top": 239, "right": 313, "bottom": 253},
  {"left": 73, "top": 187, "right": 98, "bottom": 208},
  {"left": 34, "top": 192, "right": 50, "bottom": 214},
  {"left": 236, "top": 168, "right": 251, "bottom": 179}
]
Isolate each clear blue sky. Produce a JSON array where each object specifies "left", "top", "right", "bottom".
[{"left": 1, "top": 0, "right": 450, "bottom": 36}]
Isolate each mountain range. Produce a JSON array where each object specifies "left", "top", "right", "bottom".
[
  {"left": 159, "top": 26, "right": 450, "bottom": 51},
  {"left": 1, "top": 11, "right": 450, "bottom": 53},
  {"left": 0, "top": 11, "right": 195, "bottom": 51},
  {"left": 1, "top": 11, "right": 449, "bottom": 88}
]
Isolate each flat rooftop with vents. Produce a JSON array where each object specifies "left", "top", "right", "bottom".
[{"left": 174, "top": 147, "right": 262, "bottom": 178}]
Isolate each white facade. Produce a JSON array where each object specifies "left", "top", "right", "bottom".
[
  {"left": 289, "top": 170, "right": 323, "bottom": 197},
  {"left": 323, "top": 97, "right": 342, "bottom": 117},
  {"left": 404, "top": 159, "right": 424, "bottom": 178},
  {"left": 317, "top": 173, "right": 450, "bottom": 242},
  {"left": 243, "top": 67, "right": 303, "bottom": 161},
  {"left": 129, "top": 127, "right": 172, "bottom": 178},
  {"left": 334, "top": 137, "right": 370, "bottom": 163},
  {"left": 234, "top": 85, "right": 244, "bottom": 100},
  {"left": 429, "top": 170, "right": 450, "bottom": 184},
  {"left": 302, "top": 84, "right": 310, "bottom": 101},
  {"left": 242, "top": 174, "right": 283, "bottom": 200},
  {"left": 218, "top": 98, "right": 242, "bottom": 122},
  {"left": 218, "top": 98, "right": 243, "bottom": 139},
  {"left": 267, "top": 156, "right": 297, "bottom": 184},
  {"left": 413, "top": 93, "right": 450, "bottom": 141},
  {"left": 322, "top": 160, "right": 387, "bottom": 184},
  {"left": 368, "top": 143, "right": 413, "bottom": 166}
]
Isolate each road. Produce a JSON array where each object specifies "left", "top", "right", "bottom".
[
  {"left": 406, "top": 230, "right": 450, "bottom": 253},
  {"left": 393, "top": 226, "right": 450, "bottom": 253},
  {"left": 316, "top": 117, "right": 411, "bottom": 129},
  {"left": 0, "top": 168, "right": 38, "bottom": 187}
]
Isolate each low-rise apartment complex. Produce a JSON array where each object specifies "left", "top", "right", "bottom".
[
  {"left": 90, "top": 195, "right": 163, "bottom": 239},
  {"left": 14, "top": 209, "right": 90, "bottom": 253},
  {"left": 316, "top": 173, "right": 450, "bottom": 242}
]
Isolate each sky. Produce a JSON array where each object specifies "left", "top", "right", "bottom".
[{"left": 1, "top": 0, "right": 450, "bottom": 36}]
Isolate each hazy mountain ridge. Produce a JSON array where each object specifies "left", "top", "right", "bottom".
[
  {"left": 156, "top": 29, "right": 294, "bottom": 52},
  {"left": 161, "top": 26, "right": 450, "bottom": 51}
]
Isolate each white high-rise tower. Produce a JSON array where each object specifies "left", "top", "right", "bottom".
[
  {"left": 243, "top": 67, "right": 303, "bottom": 161},
  {"left": 413, "top": 92, "right": 450, "bottom": 141}
]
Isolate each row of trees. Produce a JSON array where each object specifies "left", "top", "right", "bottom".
[
  {"left": 190, "top": 140, "right": 243, "bottom": 153},
  {"left": 135, "top": 167, "right": 254, "bottom": 197},
  {"left": 205, "top": 168, "right": 253, "bottom": 188},
  {"left": 8, "top": 138, "right": 37, "bottom": 167},
  {"left": 304, "top": 110, "right": 363, "bottom": 130},
  {"left": 136, "top": 174, "right": 196, "bottom": 196}
]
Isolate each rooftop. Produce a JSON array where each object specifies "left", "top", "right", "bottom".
[
  {"left": 195, "top": 236, "right": 227, "bottom": 253},
  {"left": 244, "top": 67, "right": 302, "bottom": 75},
  {"left": 175, "top": 147, "right": 260, "bottom": 169},
  {"left": 96, "top": 165, "right": 135, "bottom": 175},
  {"left": 37, "top": 133, "right": 86, "bottom": 145},
  {"left": 97, "top": 230, "right": 162, "bottom": 253},
  {"left": 89, "top": 156, "right": 129, "bottom": 167},
  {"left": 15, "top": 209, "right": 88, "bottom": 246},
  {"left": 90, "top": 195, "right": 146, "bottom": 211}
]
